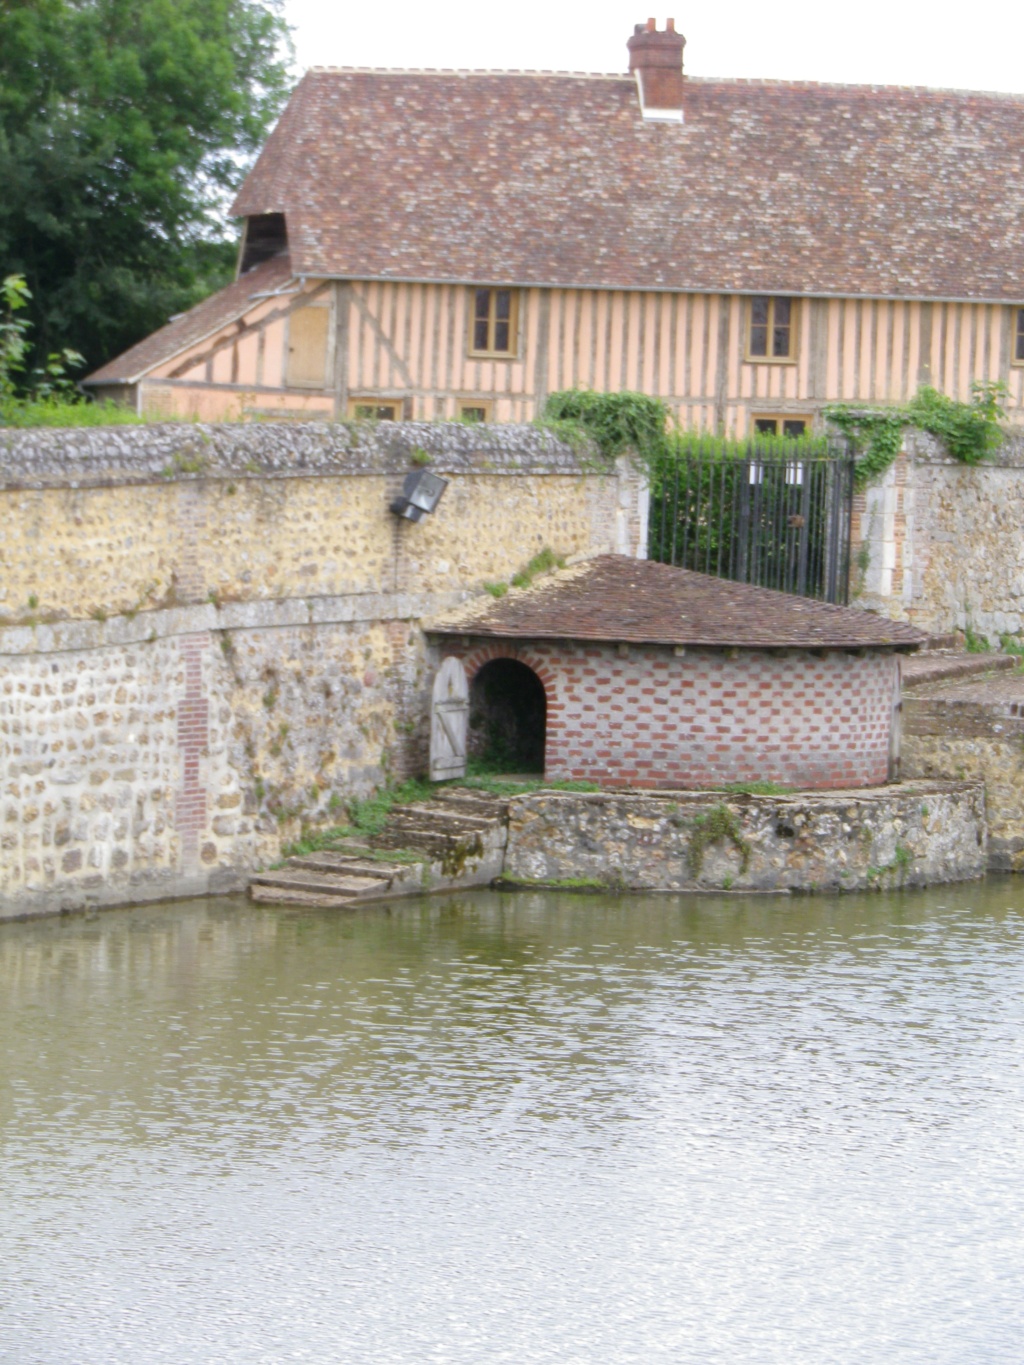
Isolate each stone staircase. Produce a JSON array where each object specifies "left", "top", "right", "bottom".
[
  {"left": 374, "top": 789, "right": 505, "bottom": 861},
  {"left": 249, "top": 787, "right": 509, "bottom": 909}
]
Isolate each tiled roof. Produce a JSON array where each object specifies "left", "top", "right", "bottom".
[
  {"left": 83, "top": 254, "right": 296, "bottom": 385},
  {"left": 428, "top": 556, "right": 926, "bottom": 649},
  {"left": 232, "top": 68, "right": 1024, "bottom": 302}
]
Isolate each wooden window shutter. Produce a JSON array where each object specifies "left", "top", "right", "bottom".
[{"left": 286, "top": 306, "right": 330, "bottom": 387}]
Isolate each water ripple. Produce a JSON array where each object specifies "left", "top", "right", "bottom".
[{"left": 2, "top": 885, "right": 1023, "bottom": 1362}]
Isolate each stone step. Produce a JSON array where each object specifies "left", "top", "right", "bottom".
[
  {"left": 374, "top": 828, "right": 479, "bottom": 857},
  {"left": 388, "top": 803, "right": 497, "bottom": 831},
  {"left": 250, "top": 884, "right": 358, "bottom": 909},
  {"left": 373, "top": 820, "right": 468, "bottom": 842},
  {"left": 382, "top": 809, "right": 493, "bottom": 833},
  {"left": 434, "top": 786, "right": 510, "bottom": 802},
  {"left": 902, "top": 652, "right": 1018, "bottom": 689},
  {"left": 434, "top": 797, "right": 510, "bottom": 813},
  {"left": 289, "top": 851, "right": 398, "bottom": 879},
  {"left": 251, "top": 869, "right": 383, "bottom": 897},
  {"left": 325, "top": 857, "right": 412, "bottom": 879},
  {"left": 382, "top": 821, "right": 492, "bottom": 847},
  {"left": 922, "top": 633, "right": 960, "bottom": 651},
  {"left": 250, "top": 789, "right": 508, "bottom": 908}
]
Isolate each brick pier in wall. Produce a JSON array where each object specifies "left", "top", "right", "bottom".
[{"left": 175, "top": 633, "right": 210, "bottom": 876}]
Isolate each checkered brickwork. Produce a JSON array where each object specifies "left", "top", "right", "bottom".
[{"left": 452, "top": 640, "right": 897, "bottom": 790}]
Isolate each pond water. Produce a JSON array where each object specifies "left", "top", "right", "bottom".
[{"left": 2, "top": 884, "right": 1023, "bottom": 1364}]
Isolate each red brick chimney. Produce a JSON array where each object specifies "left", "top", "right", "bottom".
[{"left": 627, "top": 18, "right": 685, "bottom": 123}]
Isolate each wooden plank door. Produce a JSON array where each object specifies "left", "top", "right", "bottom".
[
  {"left": 889, "top": 655, "right": 902, "bottom": 782},
  {"left": 430, "top": 657, "right": 469, "bottom": 781}
]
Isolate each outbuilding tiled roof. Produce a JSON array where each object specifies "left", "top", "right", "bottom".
[
  {"left": 232, "top": 67, "right": 1024, "bottom": 302},
  {"left": 428, "top": 556, "right": 926, "bottom": 650},
  {"left": 84, "top": 254, "right": 296, "bottom": 385}
]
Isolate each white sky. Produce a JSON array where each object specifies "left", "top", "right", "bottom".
[{"left": 282, "top": 1, "right": 1024, "bottom": 94}]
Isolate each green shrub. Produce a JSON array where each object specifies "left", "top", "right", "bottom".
[
  {"left": 510, "top": 547, "right": 565, "bottom": 589},
  {"left": 541, "top": 389, "right": 669, "bottom": 460}
]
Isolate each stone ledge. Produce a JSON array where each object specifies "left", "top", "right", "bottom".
[
  {"left": 0, "top": 589, "right": 470, "bottom": 657},
  {"left": 0, "top": 420, "right": 608, "bottom": 490},
  {"left": 502, "top": 781, "right": 986, "bottom": 893},
  {"left": 0, "top": 780, "right": 990, "bottom": 921},
  {"left": 905, "top": 699, "right": 1024, "bottom": 740},
  {"left": 0, "top": 865, "right": 248, "bottom": 923},
  {"left": 902, "top": 654, "right": 1018, "bottom": 688},
  {"left": 905, "top": 429, "right": 1024, "bottom": 468}
]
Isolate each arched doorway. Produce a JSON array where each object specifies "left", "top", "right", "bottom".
[{"left": 469, "top": 658, "right": 547, "bottom": 774}]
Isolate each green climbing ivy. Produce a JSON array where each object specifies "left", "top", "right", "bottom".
[
  {"left": 542, "top": 384, "right": 1007, "bottom": 494},
  {"left": 825, "top": 381, "right": 1007, "bottom": 488},
  {"left": 540, "top": 389, "right": 826, "bottom": 471},
  {"left": 540, "top": 389, "right": 670, "bottom": 463}
]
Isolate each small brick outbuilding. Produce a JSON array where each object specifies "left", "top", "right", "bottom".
[{"left": 426, "top": 556, "right": 925, "bottom": 790}]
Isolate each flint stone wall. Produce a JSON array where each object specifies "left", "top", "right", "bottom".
[
  {"left": 0, "top": 422, "right": 646, "bottom": 919},
  {"left": 903, "top": 693, "right": 1024, "bottom": 872},
  {"left": 853, "top": 429, "right": 1024, "bottom": 640},
  {"left": 502, "top": 782, "right": 986, "bottom": 893}
]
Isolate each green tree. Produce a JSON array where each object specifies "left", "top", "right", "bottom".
[
  {"left": 0, "top": 273, "right": 32, "bottom": 399},
  {"left": 0, "top": 0, "right": 292, "bottom": 377}
]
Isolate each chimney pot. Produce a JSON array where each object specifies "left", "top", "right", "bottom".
[{"left": 627, "top": 18, "right": 686, "bottom": 122}]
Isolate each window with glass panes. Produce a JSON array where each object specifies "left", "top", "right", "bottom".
[
  {"left": 748, "top": 297, "right": 796, "bottom": 360},
  {"left": 348, "top": 399, "right": 400, "bottom": 420},
  {"left": 458, "top": 400, "right": 491, "bottom": 423},
  {"left": 753, "top": 416, "right": 807, "bottom": 437},
  {"left": 470, "top": 289, "right": 517, "bottom": 356},
  {"left": 1016, "top": 308, "right": 1024, "bottom": 363}
]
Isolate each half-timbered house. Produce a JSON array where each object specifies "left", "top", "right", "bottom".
[{"left": 85, "top": 20, "right": 1024, "bottom": 434}]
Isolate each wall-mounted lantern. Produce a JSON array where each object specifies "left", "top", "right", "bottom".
[{"left": 390, "top": 469, "right": 449, "bottom": 522}]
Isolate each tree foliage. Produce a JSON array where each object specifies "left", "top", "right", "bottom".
[
  {"left": 1, "top": 271, "right": 141, "bottom": 424},
  {"left": 0, "top": 0, "right": 292, "bottom": 375},
  {"left": 0, "top": 273, "right": 32, "bottom": 400}
]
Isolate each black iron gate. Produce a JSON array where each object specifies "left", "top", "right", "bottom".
[{"left": 648, "top": 438, "right": 855, "bottom": 604}]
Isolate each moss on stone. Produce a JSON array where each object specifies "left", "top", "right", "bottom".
[
  {"left": 688, "top": 803, "right": 751, "bottom": 878},
  {"left": 493, "top": 875, "right": 609, "bottom": 892}
]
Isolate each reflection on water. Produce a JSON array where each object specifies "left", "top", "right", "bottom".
[{"left": 2, "top": 885, "right": 1024, "bottom": 1364}]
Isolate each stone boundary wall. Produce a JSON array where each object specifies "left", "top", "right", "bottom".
[
  {"left": 903, "top": 694, "right": 1024, "bottom": 872},
  {"left": 852, "top": 429, "right": 1024, "bottom": 640},
  {"left": 1, "top": 422, "right": 647, "bottom": 919},
  {"left": 502, "top": 782, "right": 986, "bottom": 894},
  {"left": 0, "top": 419, "right": 604, "bottom": 488},
  {"left": 0, "top": 421, "right": 645, "bottom": 623}
]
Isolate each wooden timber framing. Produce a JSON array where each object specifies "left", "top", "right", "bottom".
[{"left": 113, "top": 278, "right": 1024, "bottom": 432}]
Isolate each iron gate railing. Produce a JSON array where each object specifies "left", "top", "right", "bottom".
[{"left": 648, "top": 438, "right": 855, "bottom": 604}]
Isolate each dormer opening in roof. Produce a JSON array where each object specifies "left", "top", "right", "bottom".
[
  {"left": 238, "top": 212, "right": 288, "bottom": 274},
  {"left": 627, "top": 17, "right": 685, "bottom": 123}
]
